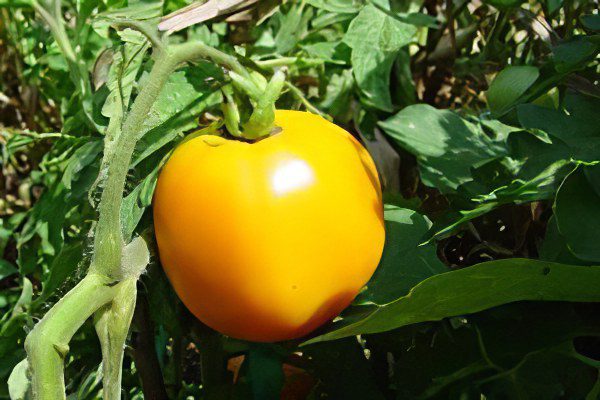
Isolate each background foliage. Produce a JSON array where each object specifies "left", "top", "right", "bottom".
[{"left": 1, "top": 0, "right": 600, "bottom": 398}]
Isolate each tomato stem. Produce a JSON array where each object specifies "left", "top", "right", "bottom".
[
  {"left": 169, "top": 41, "right": 286, "bottom": 140},
  {"left": 25, "top": 274, "right": 122, "bottom": 400},
  {"left": 94, "top": 278, "right": 138, "bottom": 400}
]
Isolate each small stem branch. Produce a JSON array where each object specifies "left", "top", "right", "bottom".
[
  {"left": 446, "top": 0, "right": 457, "bottom": 59},
  {"left": 111, "top": 19, "right": 165, "bottom": 52},
  {"left": 170, "top": 41, "right": 248, "bottom": 77},
  {"left": 31, "top": 0, "right": 77, "bottom": 64},
  {"left": 25, "top": 273, "right": 119, "bottom": 400},
  {"left": 32, "top": 0, "right": 97, "bottom": 130},
  {"left": 255, "top": 57, "right": 323, "bottom": 69},
  {"left": 256, "top": 57, "right": 300, "bottom": 68},
  {"left": 284, "top": 82, "right": 330, "bottom": 119}
]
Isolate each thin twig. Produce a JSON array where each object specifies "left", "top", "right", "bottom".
[{"left": 284, "top": 81, "right": 330, "bottom": 120}]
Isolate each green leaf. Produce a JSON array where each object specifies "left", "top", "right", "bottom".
[
  {"left": 507, "top": 128, "right": 571, "bottom": 180},
  {"left": 247, "top": 344, "right": 284, "bottom": 399},
  {"left": 61, "top": 140, "right": 103, "bottom": 190},
  {"left": 93, "top": 1, "right": 162, "bottom": 37},
  {"left": 517, "top": 93, "right": 600, "bottom": 165},
  {"left": 554, "top": 166, "right": 600, "bottom": 262},
  {"left": 319, "top": 69, "right": 354, "bottom": 120},
  {"left": 301, "top": 41, "right": 350, "bottom": 65},
  {"left": 581, "top": 14, "right": 600, "bottom": 31},
  {"left": 392, "top": 48, "right": 416, "bottom": 108},
  {"left": 7, "top": 358, "right": 31, "bottom": 400},
  {"left": 101, "top": 30, "right": 148, "bottom": 122},
  {"left": 379, "top": 104, "right": 506, "bottom": 193},
  {"left": 546, "top": 0, "right": 563, "bottom": 13},
  {"left": 310, "top": 10, "right": 356, "bottom": 29},
  {"left": 344, "top": 4, "right": 416, "bottom": 111},
  {"left": 482, "top": 0, "right": 526, "bottom": 9},
  {"left": 305, "top": 0, "right": 364, "bottom": 13},
  {"left": 303, "top": 259, "right": 600, "bottom": 344},
  {"left": 0, "top": 260, "right": 17, "bottom": 281},
  {"left": 473, "top": 159, "right": 574, "bottom": 204},
  {"left": 274, "top": 3, "right": 313, "bottom": 54},
  {"left": 355, "top": 206, "right": 446, "bottom": 305},
  {"left": 539, "top": 216, "right": 587, "bottom": 265},
  {"left": 120, "top": 183, "right": 145, "bottom": 242},
  {"left": 303, "top": 339, "right": 386, "bottom": 399},
  {"left": 552, "top": 36, "right": 600, "bottom": 74},
  {"left": 379, "top": 302, "right": 600, "bottom": 398},
  {"left": 486, "top": 66, "right": 539, "bottom": 116},
  {"left": 132, "top": 68, "right": 222, "bottom": 167},
  {"left": 350, "top": 49, "right": 396, "bottom": 111},
  {"left": 344, "top": 5, "right": 416, "bottom": 53},
  {"left": 36, "top": 241, "right": 84, "bottom": 304}
]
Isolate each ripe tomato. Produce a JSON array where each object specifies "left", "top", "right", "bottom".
[{"left": 153, "top": 110, "right": 385, "bottom": 342}]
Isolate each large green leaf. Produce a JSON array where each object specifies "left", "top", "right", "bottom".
[
  {"left": 355, "top": 206, "right": 446, "bottom": 305},
  {"left": 552, "top": 36, "right": 600, "bottom": 73},
  {"left": 303, "top": 259, "right": 600, "bottom": 344},
  {"left": 517, "top": 93, "right": 600, "bottom": 165},
  {"left": 581, "top": 14, "right": 600, "bottom": 31},
  {"left": 486, "top": 66, "right": 539, "bottom": 116},
  {"left": 305, "top": 0, "right": 364, "bottom": 13},
  {"left": 274, "top": 3, "right": 313, "bottom": 54},
  {"left": 379, "top": 104, "right": 506, "bottom": 193},
  {"left": 132, "top": 67, "right": 222, "bottom": 167},
  {"left": 554, "top": 165, "right": 600, "bottom": 262},
  {"left": 343, "top": 4, "right": 416, "bottom": 111},
  {"left": 374, "top": 302, "right": 600, "bottom": 398}
]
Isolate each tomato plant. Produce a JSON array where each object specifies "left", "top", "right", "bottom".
[{"left": 0, "top": 0, "right": 599, "bottom": 399}]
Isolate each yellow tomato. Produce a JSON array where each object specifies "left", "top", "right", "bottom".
[{"left": 153, "top": 110, "right": 385, "bottom": 342}]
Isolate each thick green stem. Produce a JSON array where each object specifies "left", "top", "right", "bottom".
[
  {"left": 92, "top": 53, "right": 178, "bottom": 278},
  {"left": 25, "top": 273, "right": 120, "bottom": 400},
  {"left": 94, "top": 278, "right": 138, "bottom": 400},
  {"left": 284, "top": 81, "right": 330, "bottom": 119},
  {"left": 169, "top": 41, "right": 249, "bottom": 77},
  {"left": 111, "top": 20, "right": 165, "bottom": 52}
]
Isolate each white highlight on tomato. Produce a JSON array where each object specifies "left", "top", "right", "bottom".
[{"left": 272, "top": 159, "right": 314, "bottom": 196}]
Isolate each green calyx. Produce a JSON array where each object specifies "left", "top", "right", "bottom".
[{"left": 227, "top": 68, "right": 287, "bottom": 141}]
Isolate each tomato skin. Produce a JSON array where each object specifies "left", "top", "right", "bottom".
[{"left": 153, "top": 110, "right": 385, "bottom": 342}]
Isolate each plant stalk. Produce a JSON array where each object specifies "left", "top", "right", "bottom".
[
  {"left": 94, "top": 278, "right": 138, "bottom": 400},
  {"left": 32, "top": 0, "right": 97, "bottom": 130},
  {"left": 24, "top": 273, "right": 121, "bottom": 400},
  {"left": 91, "top": 52, "right": 178, "bottom": 279}
]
